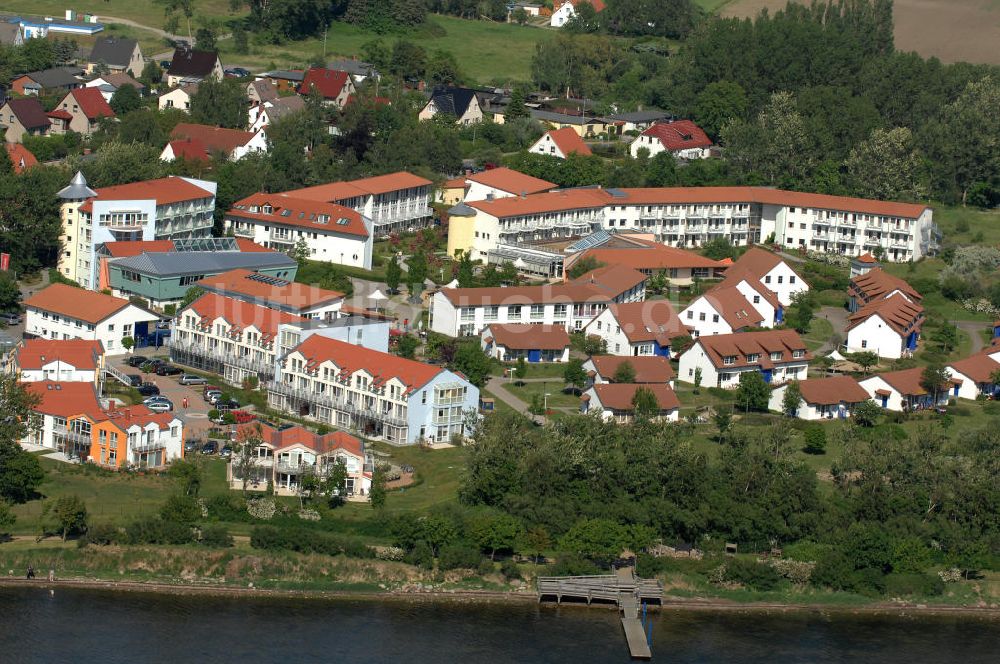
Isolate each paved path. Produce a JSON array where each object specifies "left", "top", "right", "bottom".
[
  {"left": 101, "top": 16, "right": 186, "bottom": 42},
  {"left": 956, "top": 320, "right": 987, "bottom": 354},
  {"left": 814, "top": 305, "right": 849, "bottom": 354}
]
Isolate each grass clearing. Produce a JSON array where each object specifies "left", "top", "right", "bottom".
[
  {"left": 802, "top": 317, "right": 834, "bottom": 352},
  {"left": 371, "top": 442, "right": 468, "bottom": 513},
  {"left": 506, "top": 380, "right": 580, "bottom": 408},
  {"left": 0, "top": 0, "right": 237, "bottom": 31}
]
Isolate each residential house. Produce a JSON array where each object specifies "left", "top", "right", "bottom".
[
  {"left": 481, "top": 323, "right": 571, "bottom": 363},
  {"left": 14, "top": 339, "right": 105, "bottom": 386},
  {"left": 48, "top": 87, "right": 114, "bottom": 136},
  {"left": 528, "top": 127, "right": 593, "bottom": 159},
  {"left": 326, "top": 58, "right": 378, "bottom": 84},
  {"left": 246, "top": 79, "right": 279, "bottom": 104},
  {"left": 845, "top": 292, "right": 924, "bottom": 359},
  {"left": 859, "top": 367, "right": 954, "bottom": 412},
  {"left": 850, "top": 251, "right": 880, "bottom": 278},
  {"left": 86, "top": 37, "right": 144, "bottom": 77},
  {"left": 677, "top": 329, "right": 811, "bottom": 388},
  {"left": 57, "top": 172, "right": 218, "bottom": 289},
  {"left": 580, "top": 383, "right": 680, "bottom": 423},
  {"left": 163, "top": 123, "right": 267, "bottom": 162},
  {"left": 23, "top": 284, "right": 160, "bottom": 355},
  {"left": 946, "top": 353, "right": 1000, "bottom": 400},
  {"left": 630, "top": 120, "right": 713, "bottom": 160},
  {"left": 269, "top": 334, "right": 480, "bottom": 445},
  {"left": 848, "top": 267, "right": 922, "bottom": 313},
  {"left": 224, "top": 192, "right": 374, "bottom": 270},
  {"left": 296, "top": 67, "right": 355, "bottom": 109},
  {"left": 679, "top": 285, "right": 765, "bottom": 338},
  {"left": 551, "top": 0, "right": 606, "bottom": 27},
  {"left": 166, "top": 48, "right": 223, "bottom": 87},
  {"left": 248, "top": 95, "right": 306, "bottom": 133},
  {"left": 87, "top": 404, "right": 184, "bottom": 469},
  {"left": 11, "top": 66, "right": 83, "bottom": 96},
  {"left": 609, "top": 109, "right": 672, "bottom": 134},
  {"left": 106, "top": 246, "right": 297, "bottom": 308},
  {"left": 84, "top": 72, "right": 145, "bottom": 103},
  {"left": 5, "top": 142, "right": 38, "bottom": 172},
  {"left": 463, "top": 167, "right": 557, "bottom": 203},
  {"left": 564, "top": 235, "right": 726, "bottom": 286},
  {"left": 513, "top": 2, "right": 544, "bottom": 17},
  {"left": 228, "top": 422, "right": 371, "bottom": 499},
  {"left": 285, "top": 172, "right": 433, "bottom": 235},
  {"left": 448, "top": 186, "right": 935, "bottom": 267},
  {"left": 583, "top": 300, "right": 688, "bottom": 357},
  {"left": 582, "top": 355, "right": 675, "bottom": 387},
  {"left": 158, "top": 84, "right": 197, "bottom": 112},
  {"left": 530, "top": 109, "right": 611, "bottom": 138},
  {"left": 254, "top": 70, "right": 304, "bottom": 92},
  {"left": 725, "top": 247, "right": 808, "bottom": 307},
  {"left": 768, "top": 375, "right": 870, "bottom": 420},
  {"left": 21, "top": 382, "right": 105, "bottom": 456},
  {"left": 430, "top": 265, "right": 646, "bottom": 336},
  {"left": 0, "top": 23, "right": 25, "bottom": 47},
  {"left": 0, "top": 98, "right": 50, "bottom": 142},
  {"left": 418, "top": 86, "right": 483, "bottom": 125},
  {"left": 194, "top": 268, "right": 346, "bottom": 321}
]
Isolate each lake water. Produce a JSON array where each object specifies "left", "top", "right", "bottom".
[{"left": 1, "top": 586, "right": 998, "bottom": 663}]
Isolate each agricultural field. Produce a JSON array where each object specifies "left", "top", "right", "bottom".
[{"left": 720, "top": 0, "right": 1000, "bottom": 65}]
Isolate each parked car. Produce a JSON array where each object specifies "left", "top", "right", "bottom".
[
  {"left": 179, "top": 374, "right": 207, "bottom": 386},
  {"left": 219, "top": 445, "right": 233, "bottom": 458},
  {"left": 156, "top": 364, "right": 182, "bottom": 376},
  {"left": 137, "top": 383, "right": 160, "bottom": 397},
  {"left": 203, "top": 384, "right": 221, "bottom": 397},
  {"left": 159, "top": 59, "right": 171, "bottom": 69},
  {"left": 141, "top": 359, "right": 165, "bottom": 372},
  {"left": 0, "top": 312, "right": 22, "bottom": 325},
  {"left": 201, "top": 441, "right": 218, "bottom": 455},
  {"left": 127, "top": 374, "right": 143, "bottom": 387},
  {"left": 127, "top": 355, "right": 148, "bottom": 368},
  {"left": 215, "top": 398, "right": 241, "bottom": 412},
  {"left": 184, "top": 440, "right": 199, "bottom": 453},
  {"left": 147, "top": 400, "right": 173, "bottom": 413},
  {"left": 205, "top": 390, "right": 223, "bottom": 404},
  {"left": 143, "top": 395, "right": 170, "bottom": 405}
]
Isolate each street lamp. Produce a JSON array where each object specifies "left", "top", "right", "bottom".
[{"left": 543, "top": 392, "right": 551, "bottom": 415}]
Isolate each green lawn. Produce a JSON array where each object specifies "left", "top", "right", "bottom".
[
  {"left": 506, "top": 379, "right": 580, "bottom": 408},
  {"left": 802, "top": 317, "right": 834, "bottom": 352},
  {"left": 694, "top": 0, "right": 738, "bottom": 12},
  {"left": 933, "top": 205, "right": 1000, "bottom": 245},
  {"left": 371, "top": 442, "right": 468, "bottom": 513},
  {"left": 0, "top": 0, "right": 236, "bottom": 30}
]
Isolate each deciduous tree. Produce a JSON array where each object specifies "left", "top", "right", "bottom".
[
  {"left": 846, "top": 127, "right": 926, "bottom": 201},
  {"left": 735, "top": 371, "right": 770, "bottom": 413}
]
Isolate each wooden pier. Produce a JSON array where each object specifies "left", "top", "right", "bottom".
[{"left": 537, "top": 568, "right": 662, "bottom": 660}]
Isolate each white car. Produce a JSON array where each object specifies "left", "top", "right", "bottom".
[{"left": 146, "top": 400, "right": 173, "bottom": 413}]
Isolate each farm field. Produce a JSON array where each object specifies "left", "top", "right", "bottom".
[{"left": 720, "top": 0, "right": 1000, "bottom": 65}]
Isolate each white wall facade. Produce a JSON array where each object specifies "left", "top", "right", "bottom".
[
  {"left": 679, "top": 298, "right": 737, "bottom": 338},
  {"left": 122, "top": 418, "right": 185, "bottom": 466},
  {"left": 158, "top": 87, "right": 192, "bottom": 112},
  {"left": 529, "top": 132, "right": 568, "bottom": 159},
  {"left": 845, "top": 315, "right": 906, "bottom": 359},
  {"left": 226, "top": 217, "right": 374, "bottom": 270},
  {"left": 759, "top": 263, "right": 808, "bottom": 307},
  {"left": 768, "top": 385, "right": 857, "bottom": 420},
  {"left": 678, "top": 344, "right": 808, "bottom": 388},
  {"left": 732, "top": 279, "right": 777, "bottom": 326},
  {"left": 20, "top": 360, "right": 96, "bottom": 384},
  {"left": 25, "top": 305, "right": 159, "bottom": 356},
  {"left": 629, "top": 134, "right": 710, "bottom": 160},
  {"left": 550, "top": 1, "right": 576, "bottom": 26}
]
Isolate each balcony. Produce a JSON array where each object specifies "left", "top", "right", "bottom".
[
  {"left": 232, "top": 227, "right": 255, "bottom": 238},
  {"left": 133, "top": 440, "right": 167, "bottom": 454},
  {"left": 268, "top": 381, "right": 407, "bottom": 428}
]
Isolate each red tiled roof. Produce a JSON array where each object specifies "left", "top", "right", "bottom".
[
  {"left": 24, "top": 283, "right": 137, "bottom": 324},
  {"left": 90, "top": 176, "right": 215, "bottom": 206},
  {"left": 297, "top": 67, "right": 350, "bottom": 100},
  {"left": 467, "top": 186, "right": 930, "bottom": 220},
  {"left": 17, "top": 339, "right": 104, "bottom": 371},
  {"left": 849, "top": 268, "right": 922, "bottom": 303},
  {"left": 166, "top": 138, "right": 211, "bottom": 163},
  {"left": 948, "top": 354, "right": 1000, "bottom": 384},
  {"left": 290, "top": 335, "right": 446, "bottom": 393},
  {"left": 546, "top": 127, "right": 592, "bottom": 156},
  {"left": 694, "top": 330, "right": 810, "bottom": 370},
  {"left": 569, "top": 0, "right": 606, "bottom": 11},
  {"left": 46, "top": 109, "right": 73, "bottom": 121},
  {"left": 227, "top": 192, "right": 369, "bottom": 238},
  {"left": 727, "top": 247, "right": 797, "bottom": 282},
  {"left": 183, "top": 293, "right": 308, "bottom": 340},
  {"left": 441, "top": 265, "right": 645, "bottom": 307},
  {"left": 170, "top": 123, "right": 255, "bottom": 154},
  {"left": 574, "top": 236, "right": 723, "bottom": 271},
  {"left": 712, "top": 271, "right": 781, "bottom": 311},
  {"left": 287, "top": 171, "right": 433, "bottom": 202},
  {"left": 484, "top": 323, "right": 570, "bottom": 351},
  {"left": 239, "top": 422, "right": 363, "bottom": 458},
  {"left": 65, "top": 87, "right": 114, "bottom": 120},
  {"left": 846, "top": 292, "right": 924, "bottom": 336},
  {"left": 873, "top": 367, "right": 950, "bottom": 397},
  {"left": 5, "top": 143, "right": 37, "bottom": 172},
  {"left": 103, "top": 403, "right": 178, "bottom": 430},
  {"left": 589, "top": 355, "right": 674, "bottom": 383},
  {"left": 856, "top": 252, "right": 878, "bottom": 264},
  {"left": 25, "top": 381, "right": 104, "bottom": 419},
  {"left": 195, "top": 269, "right": 344, "bottom": 313},
  {"left": 639, "top": 120, "right": 711, "bottom": 152},
  {"left": 591, "top": 383, "right": 679, "bottom": 411},
  {"left": 794, "top": 376, "right": 869, "bottom": 405},
  {"left": 100, "top": 240, "right": 176, "bottom": 258},
  {"left": 697, "top": 285, "right": 764, "bottom": 330},
  {"left": 465, "top": 167, "right": 556, "bottom": 196},
  {"left": 602, "top": 301, "right": 688, "bottom": 344}
]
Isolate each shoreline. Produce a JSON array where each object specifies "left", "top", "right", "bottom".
[{"left": 2, "top": 577, "right": 999, "bottom": 619}]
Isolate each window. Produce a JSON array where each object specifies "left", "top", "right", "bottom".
[
  {"left": 686, "top": 311, "right": 693, "bottom": 320},
  {"left": 508, "top": 305, "right": 522, "bottom": 319},
  {"left": 764, "top": 276, "right": 771, "bottom": 284},
  {"left": 777, "top": 276, "right": 784, "bottom": 284},
  {"left": 484, "top": 306, "right": 499, "bottom": 321},
  {"left": 530, "top": 305, "right": 544, "bottom": 319},
  {"left": 792, "top": 350, "right": 805, "bottom": 359},
  {"left": 553, "top": 304, "right": 567, "bottom": 318},
  {"left": 790, "top": 276, "right": 796, "bottom": 284},
  {"left": 723, "top": 356, "right": 735, "bottom": 365},
  {"left": 712, "top": 314, "right": 719, "bottom": 323},
  {"left": 699, "top": 312, "right": 706, "bottom": 321},
  {"left": 861, "top": 340, "right": 868, "bottom": 349},
  {"left": 770, "top": 352, "right": 782, "bottom": 361},
  {"left": 746, "top": 353, "right": 760, "bottom": 363},
  {"left": 753, "top": 295, "right": 760, "bottom": 304}
]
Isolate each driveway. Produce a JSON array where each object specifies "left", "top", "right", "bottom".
[
  {"left": 814, "top": 306, "right": 849, "bottom": 354},
  {"left": 955, "top": 320, "right": 988, "bottom": 354}
]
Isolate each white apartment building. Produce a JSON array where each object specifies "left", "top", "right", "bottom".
[
  {"left": 269, "top": 334, "right": 479, "bottom": 445},
  {"left": 946, "top": 353, "right": 1000, "bottom": 401},
  {"left": 224, "top": 193, "right": 374, "bottom": 270},
  {"left": 284, "top": 172, "right": 433, "bottom": 236},
  {"left": 677, "top": 330, "right": 811, "bottom": 389},
  {"left": 429, "top": 265, "right": 646, "bottom": 337},
  {"left": 446, "top": 186, "right": 935, "bottom": 267},
  {"left": 23, "top": 284, "right": 160, "bottom": 355},
  {"left": 859, "top": 367, "right": 953, "bottom": 412},
  {"left": 170, "top": 293, "right": 389, "bottom": 387},
  {"left": 21, "top": 382, "right": 105, "bottom": 454},
  {"left": 14, "top": 339, "right": 105, "bottom": 386},
  {"left": 57, "top": 172, "right": 217, "bottom": 289}
]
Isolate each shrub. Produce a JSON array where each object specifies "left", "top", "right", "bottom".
[
  {"left": 548, "top": 553, "right": 600, "bottom": 576},
  {"left": 884, "top": 573, "right": 944, "bottom": 597},
  {"left": 83, "top": 523, "right": 120, "bottom": 546},
  {"left": 406, "top": 540, "right": 434, "bottom": 570},
  {"left": 802, "top": 426, "right": 826, "bottom": 454},
  {"left": 205, "top": 494, "right": 248, "bottom": 522},
  {"left": 200, "top": 524, "right": 234, "bottom": 548},
  {"left": 723, "top": 557, "right": 782, "bottom": 591},
  {"left": 853, "top": 567, "right": 887, "bottom": 596},
  {"left": 438, "top": 544, "right": 481, "bottom": 570},
  {"left": 125, "top": 518, "right": 195, "bottom": 545},
  {"left": 248, "top": 525, "right": 374, "bottom": 558},
  {"left": 811, "top": 551, "right": 855, "bottom": 591},
  {"left": 500, "top": 559, "right": 522, "bottom": 580},
  {"left": 477, "top": 558, "right": 495, "bottom": 576},
  {"left": 160, "top": 494, "right": 202, "bottom": 525}
]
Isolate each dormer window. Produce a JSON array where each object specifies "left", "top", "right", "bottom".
[
  {"left": 723, "top": 355, "right": 736, "bottom": 365},
  {"left": 770, "top": 352, "right": 782, "bottom": 361},
  {"left": 746, "top": 353, "right": 760, "bottom": 363},
  {"left": 262, "top": 205, "right": 273, "bottom": 214}
]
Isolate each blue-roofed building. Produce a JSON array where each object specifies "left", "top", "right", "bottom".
[{"left": 104, "top": 239, "right": 297, "bottom": 308}]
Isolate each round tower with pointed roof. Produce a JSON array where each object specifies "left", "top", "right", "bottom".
[{"left": 57, "top": 171, "right": 98, "bottom": 284}]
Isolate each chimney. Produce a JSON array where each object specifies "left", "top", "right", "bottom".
[{"left": 520, "top": 191, "right": 527, "bottom": 199}]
